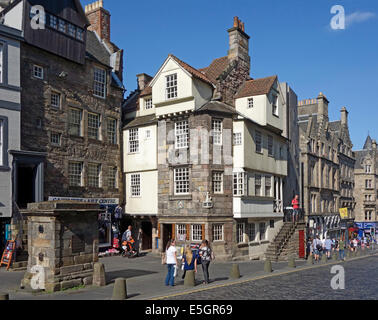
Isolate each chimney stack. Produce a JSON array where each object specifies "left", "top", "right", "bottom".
[
  {"left": 317, "top": 92, "right": 329, "bottom": 123},
  {"left": 136, "top": 73, "right": 152, "bottom": 91},
  {"left": 85, "top": 0, "right": 111, "bottom": 42},
  {"left": 227, "top": 16, "right": 250, "bottom": 71},
  {"left": 340, "top": 107, "right": 348, "bottom": 126}
]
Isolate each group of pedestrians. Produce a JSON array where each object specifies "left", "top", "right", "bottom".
[
  {"left": 164, "top": 239, "right": 214, "bottom": 287},
  {"left": 308, "top": 235, "right": 346, "bottom": 262}
]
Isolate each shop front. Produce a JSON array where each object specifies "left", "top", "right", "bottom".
[
  {"left": 355, "top": 222, "right": 376, "bottom": 240},
  {"left": 307, "top": 214, "right": 341, "bottom": 240}
]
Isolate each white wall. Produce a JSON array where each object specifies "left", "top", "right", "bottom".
[
  {"left": 123, "top": 124, "right": 157, "bottom": 172},
  {"left": 138, "top": 95, "right": 156, "bottom": 117},
  {"left": 234, "top": 198, "right": 277, "bottom": 218},
  {"left": 125, "top": 171, "right": 158, "bottom": 215},
  {"left": 3, "top": 1, "right": 23, "bottom": 30}
]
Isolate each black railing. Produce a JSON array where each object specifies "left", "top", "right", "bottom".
[{"left": 283, "top": 208, "right": 305, "bottom": 223}]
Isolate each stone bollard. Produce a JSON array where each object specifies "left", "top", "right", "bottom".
[
  {"left": 93, "top": 262, "right": 106, "bottom": 287},
  {"left": 321, "top": 254, "right": 328, "bottom": 264},
  {"left": 230, "top": 264, "right": 240, "bottom": 279},
  {"left": 112, "top": 278, "right": 127, "bottom": 300},
  {"left": 346, "top": 250, "right": 351, "bottom": 259},
  {"left": 288, "top": 256, "right": 296, "bottom": 268},
  {"left": 307, "top": 256, "right": 314, "bottom": 265},
  {"left": 332, "top": 252, "right": 338, "bottom": 261},
  {"left": 0, "top": 293, "right": 9, "bottom": 300},
  {"left": 184, "top": 270, "right": 196, "bottom": 287},
  {"left": 264, "top": 259, "right": 273, "bottom": 273}
]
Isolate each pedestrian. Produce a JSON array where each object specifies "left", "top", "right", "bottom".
[
  {"left": 338, "top": 238, "right": 345, "bottom": 261},
  {"left": 313, "top": 236, "right": 320, "bottom": 262},
  {"left": 306, "top": 238, "right": 312, "bottom": 259},
  {"left": 353, "top": 238, "right": 358, "bottom": 252},
  {"left": 165, "top": 239, "right": 178, "bottom": 287},
  {"left": 181, "top": 245, "right": 198, "bottom": 280},
  {"left": 199, "top": 240, "right": 213, "bottom": 285},
  {"left": 291, "top": 195, "right": 300, "bottom": 223},
  {"left": 325, "top": 236, "right": 332, "bottom": 259}
]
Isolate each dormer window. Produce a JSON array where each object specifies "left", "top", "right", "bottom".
[
  {"left": 166, "top": 74, "right": 177, "bottom": 100},
  {"left": 248, "top": 98, "right": 254, "bottom": 109},
  {"left": 145, "top": 98, "right": 153, "bottom": 110}
]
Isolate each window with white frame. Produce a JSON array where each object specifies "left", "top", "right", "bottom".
[
  {"left": 58, "top": 19, "right": 66, "bottom": 33},
  {"left": 68, "top": 162, "right": 83, "bottom": 187},
  {"left": 212, "top": 172, "right": 223, "bottom": 194},
  {"left": 33, "top": 65, "right": 43, "bottom": 79},
  {"left": 51, "top": 92, "right": 60, "bottom": 108},
  {"left": 268, "top": 135, "right": 274, "bottom": 156},
  {"left": 365, "top": 165, "right": 372, "bottom": 173},
  {"left": 68, "top": 24, "right": 76, "bottom": 37},
  {"left": 212, "top": 224, "right": 224, "bottom": 241},
  {"left": 265, "top": 175, "right": 272, "bottom": 197},
  {"left": 248, "top": 223, "right": 256, "bottom": 242},
  {"left": 130, "top": 174, "right": 141, "bottom": 197},
  {"left": 175, "top": 120, "right": 189, "bottom": 149},
  {"left": 0, "top": 119, "right": 3, "bottom": 166},
  {"left": 259, "top": 222, "right": 267, "bottom": 240},
  {"left": 50, "top": 132, "right": 61, "bottom": 146},
  {"left": 272, "top": 95, "right": 278, "bottom": 116},
  {"left": 255, "top": 174, "right": 262, "bottom": 196},
  {"left": 49, "top": 14, "right": 57, "bottom": 29},
  {"left": 177, "top": 224, "right": 187, "bottom": 240},
  {"left": 68, "top": 108, "right": 82, "bottom": 136},
  {"left": 108, "top": 166, "right": 117, "bottom": 189},
  {"left": 174, "top": 167, "right": 190, "bottom": 195},
  {"left": 233, "top": 172, "right": 245, "bottom": 196},
  {"left": 128, "top": 128, "right": 139, "bottom": 153},
  {"left": 255, "top": 130, "right": 262, "bottom": 153},
  {"left": 233, "top": 132, "right": 242, "bottom": 146},
  {"left": 0, "top": 43, "right": 3, "bottom": 83},
  {"left": 94, "top": 68, "right": 106, "bottom": 98},
  {"left": 145, "top": 98, "right": 153, "bottom": 110},
  {"left": 212, "top": 119, "right": 223, "bottom": 146},
  {"left": 88, "top": 113, "right": 101, "bottom": 140},
  {"left": 88, "top": 163, "right": 101, "bottom": 188},
  {"left": 76, "top": 28, "right": 84, "bottom": 41},
  {"left": 248, "top": 97, "right": 254, "bottom": 109},
  {"left": 192, "top": 225, "right": 202, "bottom": 241},
  {"left": 166, "top": 73, "right": 177, "bottom": 99},
  {"left": 236, "top": 223, "right": 245, "bottom": 243},
  {"left": 365, "top": 180, "right": 372, "bottom": 189},
  {"left": 365, "top": 211, "right": 372, "bottom": 221},
  {"left": 107, "top": 118, "right": 117, "bottom": 144}
]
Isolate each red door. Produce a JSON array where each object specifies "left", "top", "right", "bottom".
[{"left": 298, "top": 230, "right": 305, "bottom": 258}]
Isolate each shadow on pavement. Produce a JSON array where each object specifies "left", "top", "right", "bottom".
[{"left": 106, "top": 269, "right": 158, "bottom": 284}]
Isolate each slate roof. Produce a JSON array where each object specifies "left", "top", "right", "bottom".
[
  {"left": 354, "top": 150, "right": 369, "bottom": 169},
  {"left": 140, "top": 85, "right": 152, "bottom": 97},
  {"left": 124, "top": 114, "right": 157, "bottom": 129},
  {"left": 86, "top": 30, "right": 112, "bottom": 68},
  {"left": 363, "top": 135, "right": 373, "bottom": 150},
  {"left": 235, "top": 76, "right": 277, "bottom": 99},
  {"left": 195, "top": 100, "right": 238, "bottom": 115}
]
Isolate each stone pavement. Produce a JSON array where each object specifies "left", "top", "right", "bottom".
[{"left": 0, "top": 248, "right": 377, "bottom": 300}]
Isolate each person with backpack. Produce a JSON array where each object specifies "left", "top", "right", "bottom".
[{"left": 199, "top": 240, "right": 214, "bottom": 285}]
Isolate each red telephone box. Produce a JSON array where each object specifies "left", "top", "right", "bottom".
[{"left": 298, "top": 230, "right": 305, "bottom": 258}]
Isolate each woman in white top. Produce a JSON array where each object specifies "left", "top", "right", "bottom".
[{"left": 165, "top": 239, "right": 178, "bottom": 287}]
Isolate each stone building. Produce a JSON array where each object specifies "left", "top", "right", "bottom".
[
  {"left": 298, "top": 94, "right": 355, "bottom": 240},
  {"left": 0, "top": 20, "right": 22, "bottom": 251},
  {"left": 1, "top": 0, "right": 124, "bottom": 247},
  {"left": 354, "top": 136, "right": 378, "bottom": 238},
  {"left": 123, "top": 17, "right": 291, "bottom": 260}
]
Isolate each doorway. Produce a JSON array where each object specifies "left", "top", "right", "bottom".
[
  {"left": 162, "top": 224, "right": 173, "bottom": 252},
  {"left": 141, "top": 221, "right": 152, "bottom": 250},
  {"left": 16, "top": 164, "right": 36, "bottom": 209}
]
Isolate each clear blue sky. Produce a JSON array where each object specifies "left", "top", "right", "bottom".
[{"left": 81, "top": 0, "right": 378, "bottom": 150}]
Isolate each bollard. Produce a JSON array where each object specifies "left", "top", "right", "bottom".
[
  {"left": 307, "top": 255, "right": 314, "bottom": 265},
  {"left": 0, "top": 293, "right": 9, "bottom": 300},
  {"left": 230, "top": 264, "right": 240, "bottom": 279},
  {"left": 332, "top": 252, "right": 338, "bottom": 261},
  {"left": 321, "top": 254, "right": 328, "bottom": 264},
  {"left": 184, "top": 270, "right": 196, "bottom": 287},
  {"left": 112, "top": 278, "right": 127, "bottom": 300},
  {"left": 346, "top": 250, "right": 351, "bottom": 259},
  {"left": 93, "top": 262, "right": 106, "bottom": 287},
  {"left": 288, "top": 255, "right": 296, "bottom": 268},
  {"left": 264, "top": 259, "right": 273, "bottom": 273}
]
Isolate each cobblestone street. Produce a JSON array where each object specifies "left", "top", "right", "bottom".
[{"left": 164, "top": 255, "right": 378, "bottom": 300}]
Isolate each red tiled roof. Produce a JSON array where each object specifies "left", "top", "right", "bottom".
[
  {"left": 140, "top": 85, "right": 152, "bottom": 97},
  {"left": 169, "top": 54, "right": 214, "bottom": 87},
  {"left": 235, "top": 76, "right": 277, "bottom": 99},
  {"left": 200, "top": 56, "right": 229, "bottom": 84}
]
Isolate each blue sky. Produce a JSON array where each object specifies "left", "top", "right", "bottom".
[{"left": 81, "top": 0, "right": 378, "bottom": 150}]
